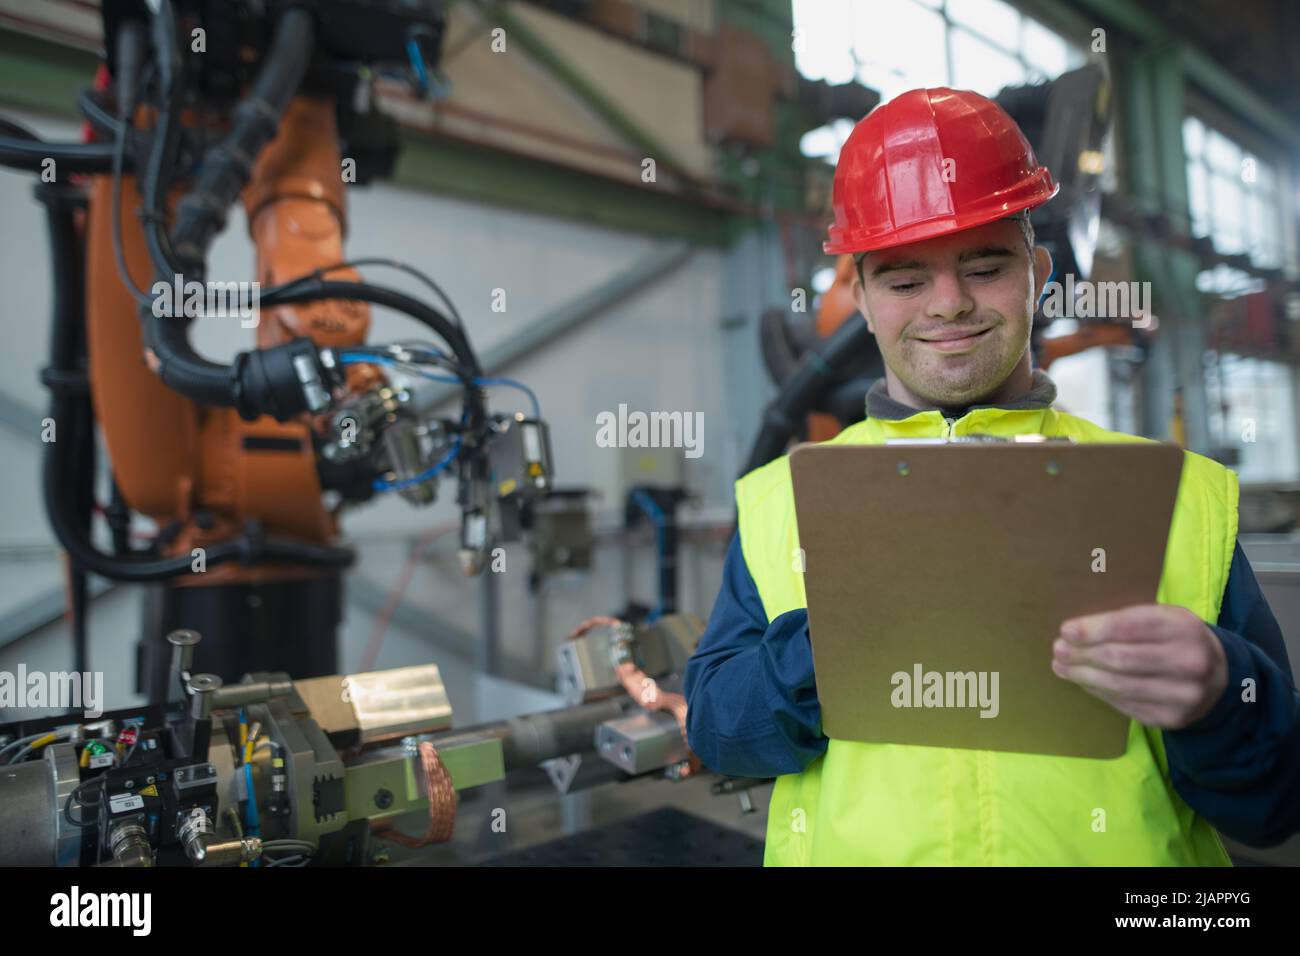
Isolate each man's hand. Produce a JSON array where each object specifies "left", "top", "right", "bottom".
[{"left": 1052, "top": 604, "right": 1228, "bottom": 730}]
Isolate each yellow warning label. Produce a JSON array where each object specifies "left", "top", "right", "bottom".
[{"left": 139, "top": 784, "right": 159, "bottom": 798}]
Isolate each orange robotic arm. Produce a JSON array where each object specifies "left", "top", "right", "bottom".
[{"left": 86, "top": 97, "right": 373, "bottom": 585}]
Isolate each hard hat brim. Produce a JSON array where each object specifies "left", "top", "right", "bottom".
[{"left": 823, "top": 174, "right": 1059, "bottom": 257}]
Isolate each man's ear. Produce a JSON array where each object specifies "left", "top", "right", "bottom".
[
  {"left": 1032, "top": 245, "right": 1053, "bottom": 305},
  {"left": 851, "top": 271, "right": 875, "bottom": 334}
]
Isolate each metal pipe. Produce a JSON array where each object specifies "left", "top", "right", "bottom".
[
  {"left": 180, "top": 811, "right": 261, "bottom": 866},
  {"left": 408, "top": 699, "right": 632, "bottom": 772},
  {"left": 209, "top": 679, "right": 294, "bottom": 709},
  {"left": 167, "top": 629, "right": 202, "bottom": 704},
  {"left": 195, "top": 838, "right": 262, "bottom": 867}
]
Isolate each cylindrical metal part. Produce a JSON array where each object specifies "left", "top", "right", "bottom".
[
  {"left": 0, "top": 758, "right": 56, "bottom": 865},
  {"left": 197, "top": 837, "right": 262, "bottom": 867},
  {"left": 412, "top": 699, "right": 631, "bottom": 772},
  {"left": 178, "top": 808, "right": 209, "bottom": 864},
  {"left": 189, "top": 674, "right": 223, "bottom": 719},
  {"left": 209, "top": 679, "right": 294, "bottom": 709},
  {"left": 49, "top": 742, "right": 83, "bottom": 866},
  {"left": 501, "top": 700, "right": 632, "bottom": 768},
  {"left": 167, "top": 629, "right": 202, "bottom": 672},
  {"left": 167, "top": 629, "right": 203, "bottom": 705},
  {"left": 107, "top": 822, "right": 153, "bottom": 867},
  {"left": 179, "top": 806, "right": 260, "bottom": 866}
]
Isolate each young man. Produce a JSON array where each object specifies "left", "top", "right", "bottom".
[{"left": 684, "top": 88, "right": 1300, "bottom": 865}]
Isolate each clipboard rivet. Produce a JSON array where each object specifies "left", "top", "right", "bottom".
[
  {"left": 897, "top": 462, "right": 909, "bottom": 476},
  {"left": 1046, "top": 460, "right": 1060, "bottom": 476}
]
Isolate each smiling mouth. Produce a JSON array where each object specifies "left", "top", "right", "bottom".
[{"left": 914, "top": 327, "right": 993, "bottom": 352}]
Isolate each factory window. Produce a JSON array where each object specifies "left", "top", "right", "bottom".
[
  {"left": 793, "top": 0, "right": 1088, "bottom": 163},
  {"left": 1184, "top": 115, "right": 1288, "bottom": 290},
  {"left": 1207, "top": 356, "right": 1300, "bottom": 484},
  {"left": 1186, "top": 115, "right": 1298, "bottom": 481}
]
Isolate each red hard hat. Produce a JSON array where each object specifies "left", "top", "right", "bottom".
[{"left": 824, "top": 87, "right": 1058, "bottom": 255}]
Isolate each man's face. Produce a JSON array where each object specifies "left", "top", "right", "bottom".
[{"left": 852, "top": 219, "right": 1053, "bottom": 408}]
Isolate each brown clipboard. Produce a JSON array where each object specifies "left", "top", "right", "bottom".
[{"left": 789, "top": 441, "right": 1185, "bottom": 759}]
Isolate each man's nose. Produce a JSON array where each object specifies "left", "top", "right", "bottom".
[{"left": 925, "top": 271, "right": 975, "bottom": 322}]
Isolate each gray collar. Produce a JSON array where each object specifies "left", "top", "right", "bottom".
[{"left": 865, "top": 369, "right": 1058, "bottom": 421}]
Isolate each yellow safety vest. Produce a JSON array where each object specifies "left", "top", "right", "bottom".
[{"left": 734, "top": 404, "right": 1238, "bottom": 865}]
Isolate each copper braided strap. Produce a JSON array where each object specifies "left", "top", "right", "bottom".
[
  {"left": 615, "top": 662, "right": 688, "bottom": 738},
  {"left": 371, "top": 740, "right": 456, "bottom": 848},
  {"left": 615, "top": 660, "right": 701, "bottom": 777},
  {"left": 565, "top": 615, "right": 626, "bottom": 641},
  {"left": 567, "top": 616, "right": 702, "bottom": 778}
]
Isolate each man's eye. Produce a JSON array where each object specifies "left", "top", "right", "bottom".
[
  {"left": 890, "top": 281, "right": 920, "bottom": 292},
  {"left": 968, "top": 267, "right": 1002, "bottom": 279}
]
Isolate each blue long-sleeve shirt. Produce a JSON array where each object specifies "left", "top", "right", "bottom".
[{"left": 684, "top": 531, "right": 1300, "bottom": 849}]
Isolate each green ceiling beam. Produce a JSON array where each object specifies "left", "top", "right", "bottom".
[{"left": 0, "top": 29, "right": 96, "bottom": 121}]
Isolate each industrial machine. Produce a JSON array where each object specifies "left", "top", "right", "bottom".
[
  {"left": 0, "top": 0, "right": 734, "bottom": 869},
  {"left": 0, "top": 0, "right": 556, "bottom": 696},
  {"left": 0, "top": 614, "right": 705, "bottom": 866}
]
